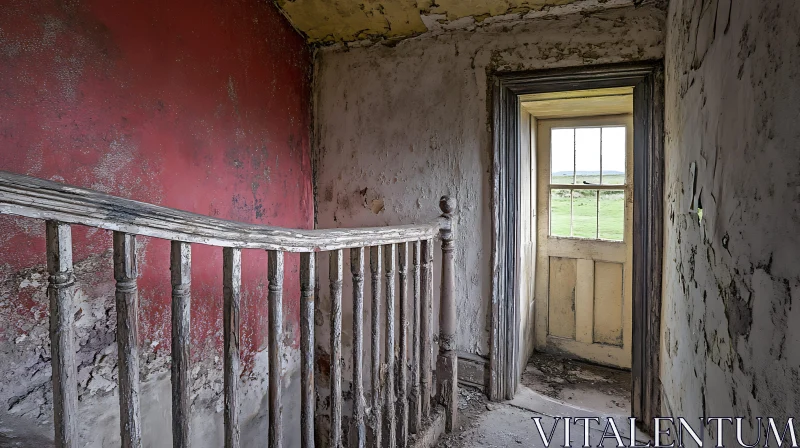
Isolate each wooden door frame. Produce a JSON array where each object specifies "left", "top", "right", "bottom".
[{"left": 489, "top": 61, "right": 664, "bottom": 427}]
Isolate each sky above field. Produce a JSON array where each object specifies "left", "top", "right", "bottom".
[{"left": 551, "top": 126, "right": 626, "bottom": 178}]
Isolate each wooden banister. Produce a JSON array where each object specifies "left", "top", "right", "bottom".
[
  {"left": 437, "top": 197, "right": 458, "bottom": 432},
  {"left": 1, "top": 171, "right": 458, "bottom": 448},
  {"left": 0, "top": 171, "right": 440, "bottom": 251},
  {"left": 383, "top": 244, "right": 397, "bottom": 448},
  {"left": 351, "top": 247, "right": 367, "bottom": 448},
  {"left": 268, "top": 250, "right": 284, "bottom": 448},
  {"left": 222, "top": 247, "right": 241, "bottom": 448},
  {"left": 368, "top": 245, "right": 383, "bottom": 447},
  {"left": 397, "top": 242, "right": 409, "bottom": 447},
  {"left": 299, "top": 253, "right": 316, "bottom": 448},
  {"left": 409, "top": 240, "right": 422, "bottom": 435},
  {"left": 329, "top": 250, "right": 344, "bottom": 448},
  {"left": 46, "top": 221, "right": 78, "bottom": 448},
  {"left": 170, "top": 241, "right": 191, "bottom": 448},
  {"left": 114, "top": 232, "right": 142, "bottom": 448},
  {"left": 419, "top": 239, "right": 434, "bottom": 420}
]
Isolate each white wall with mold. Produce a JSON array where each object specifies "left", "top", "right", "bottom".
[
  {"left": 661, "top": 0, "right": 800, "bottom": 439},
  {"left": 313, "top": 4, "right": 665, "bottom": 363}
]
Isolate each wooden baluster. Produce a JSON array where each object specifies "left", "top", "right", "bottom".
[
  {"left": 170, "top": 241, "right": 191, "bottom": 448},
  {"left": 437, "top": 197, "right": 458, "bottom": 431},
  {"left": 420, "top": 239, "right": 433, "bottom": 419},
  {"left": 351, "top": 248, "right": 366, "bottom": 448},
  {"left": 397, "top": 242, "right": 409, "bottom": 447},
  {"left": 369, "top": 246, "right": 382, "bottom": 447},
  {"left": 329, "top": 250, "right": 344, "bottom": 448},
  {"left": 383, "top": 244, "right": 397, "bottom": 448},
  {"left": 268, "top": 251, "right": 284, "bottom": 448},
  {"left": 113, "top": 232, "right": 142, "bottom": 448},
  {"left": 300, "top": 253, "right": 315, "bottom": 448},
  {"left": 46, "top": 222, "right": 78, "bottom": 448},
  {"left": 409, "top": 241, "right": 422, "bottom": 434},
  {"left": 223, "top": 248, "right": 241, "bottom": 448}
]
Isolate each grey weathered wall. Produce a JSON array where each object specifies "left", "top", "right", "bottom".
[
  {"left": 661, "top": 0, "right": 800, "bottom": 438},
  {"left": 313, "top": 4, "right": 665, "bottom": 361}
]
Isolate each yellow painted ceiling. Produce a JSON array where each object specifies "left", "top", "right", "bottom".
[{"left": 275, "top": 0, "right": 584, "bottom": 44}]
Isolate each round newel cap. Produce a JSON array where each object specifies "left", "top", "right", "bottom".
[{"left": 440, "top": 196, "right": 456, "bottom": 215}]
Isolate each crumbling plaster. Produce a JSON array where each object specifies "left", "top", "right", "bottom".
[
  {"left": 0, "top": 0, "right": 312, "bottom": 444},
  {"left": 276, "top": 0, "right": 662, "bottom": 44},
  {"left": 313, "top": 5, "right": 665, "bottom": 361},
  {"left": 661, "top": 0, "right": 800, "bottom": 439}
]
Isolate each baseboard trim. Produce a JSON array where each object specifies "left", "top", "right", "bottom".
[{"left": 457, "top": 352, "right": 488, "bottom": 392}]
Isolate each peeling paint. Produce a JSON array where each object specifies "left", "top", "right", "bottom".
[
  {"left": 276, "top": 0, "right": 426, "bottom": 43},
  {"left": 313, "top": 5, "right": 665, "bottom": 358},
  {"left": 422, "top": 0, "right": 581, "bottom": 22},
  {"left": 276, "top": 0, "right": 648, "bottom": 44},
  {"left": 0, "top": 0, "right": 313, "bottom": 444},
  {"left": 662, "top": 0, "right": 800, "bottom": 440}
]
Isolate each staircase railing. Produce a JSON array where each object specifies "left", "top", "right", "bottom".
[{"left": 0, "top": 170, "right": 458, "bottom": 448}]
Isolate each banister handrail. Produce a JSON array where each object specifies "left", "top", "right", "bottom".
[
  {"left": 0, "top": 170, "right": 442, "bottom": 251},
  {"left": 1, "top": 169, "right": 458, "bottom": 448}
]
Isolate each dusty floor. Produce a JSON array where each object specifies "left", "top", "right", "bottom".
[
  {"left": 0, "top": 412, "right": 53, "bottom": 448},
  {"left": 1, "top": 354, "right": 633, "bottom": 448},
  {"left": 434, "top": 386, "right": 491, "bottom": 448},
  {"left": 438, "top": 353, "right": 641, "bottom": 448},
  {"left": 521, "top": 352, "right": 631, "bottom": 416}
]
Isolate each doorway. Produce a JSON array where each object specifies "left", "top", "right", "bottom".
[
  {"left": 534, "top": 114, "right": 633, "bottom": 368},
  {"left": 489, "top": 62, "right": 664, "bottom": 432}
]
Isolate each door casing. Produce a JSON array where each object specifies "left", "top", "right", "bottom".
[{"left": 489, "top": 61, "right": 664, "bottom": 431}]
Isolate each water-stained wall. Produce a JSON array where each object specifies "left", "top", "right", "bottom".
[
  {"left": 661, "top": 0, "right": 800, "bottom": 439},
  {"left": 313, "top": 4, "right": 665, "bottom": 367},
  {"left": 0, "top": 0, "right": 312, "bottom": 444},
  {"left": 276, "top": 0, "right": 587, "bottom": 44}
]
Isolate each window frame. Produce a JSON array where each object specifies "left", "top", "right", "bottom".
[{"left": 539, "top": 115, "right": 634, "bottom": 243}]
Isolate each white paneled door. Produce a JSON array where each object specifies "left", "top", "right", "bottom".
[{"left": 534, "top": 115, "right": 633, "bottom": 369}]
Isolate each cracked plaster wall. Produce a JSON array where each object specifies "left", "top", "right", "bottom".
[
  {"left": 276, "top": 0, "right": 586, "bottom": 44},
  {"left": 313, "top": 5, "right": 665, "bottom": 366},
  {"left": 661, "top": 0, "right": 800, "bottom": 440},
  {"left": 0, "top": 0, "right": 312, "bottom": 444}
]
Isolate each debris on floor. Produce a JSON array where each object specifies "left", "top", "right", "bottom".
[
  {"left": 438, "top": 353, "right": 634, "bottom": 448},
  {"left": 521, "top": 352, "right": 631, "bottom": 415},
  {"left": 435, "top": 386, "right": 489, "bottom": 447}
]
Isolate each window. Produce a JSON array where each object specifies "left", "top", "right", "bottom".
[{"left": 549, "top": 126, "right": 626, "bottom": 241}]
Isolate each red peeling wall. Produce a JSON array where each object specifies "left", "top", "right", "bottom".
[{"left": 0, "top": 0, "right": 312, "bottom": 366}]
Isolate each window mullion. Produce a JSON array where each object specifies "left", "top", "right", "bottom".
[
  {"left": 571, "top": 128, "right": 576, "bottom": 237},
  {"left": 596, "top": 190, "right": 600, "bottom": 239}
]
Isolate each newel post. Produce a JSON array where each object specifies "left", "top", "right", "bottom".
[{"left": 437, "top": 196, "right": 458, "bottom": 432}]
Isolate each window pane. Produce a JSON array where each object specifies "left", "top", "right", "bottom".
[
  {"left": 601, "top": 126, "right": 626, "bottom": 185},
  {"left": 598, "top": 190, "right": 625, "bottom": 240},
  {"left": 550, "top": 189, "right": 571, "bottom": 237},
  {"left": 551, "top": 128, "right": 575, "bottom": 184},
  {"left": 572, "top": 189, "right": 598, "bottom": 239},
  {"left": 575, "top": 128, "right": 601, "bottom": 185}
]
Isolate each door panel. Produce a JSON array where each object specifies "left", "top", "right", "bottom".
[
  {"left": 593, "top": 261, "right": 624, "bottom": 346},
  {"left": 534, "top": 115, "right": 633, "bottom": 369},
  {"left": 547, "top": 257, "right": 576, "bottom": 340}
]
